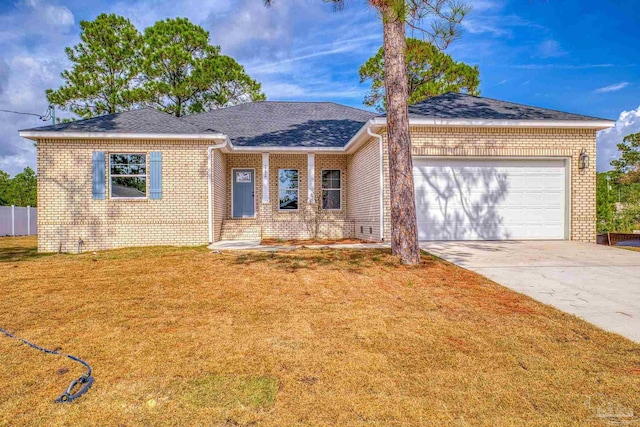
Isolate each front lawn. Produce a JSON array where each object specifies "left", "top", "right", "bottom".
[
  {"left": 260, "top": 238, "right": 366, "bottom": 246},
  {"left": 0, "top": 237, "right": 638, "bottom": 426}
]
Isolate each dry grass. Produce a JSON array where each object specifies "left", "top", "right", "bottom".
[
  {"left": 0, "top": 236, "right": 638, "bottom": 427},
  {"left": 260, "top": 238, "right": 366, "bottom": 246},
  {"left": 620, "top": 246, "right": 640, "bottom": 252}
]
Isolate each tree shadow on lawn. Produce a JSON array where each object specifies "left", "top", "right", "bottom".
[
  {"left": 232, "top": 251, "right": 336, "bottom": 273},
  {"left": 0, "top": 237, "right": 52, "bottom": 263},
  {"left": 228, "top": 248, "right": 431, "bottom": 274}
]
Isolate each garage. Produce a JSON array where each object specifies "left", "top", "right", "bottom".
[{"left": 413, "top": 158, "right": 568, "bottom": 241}]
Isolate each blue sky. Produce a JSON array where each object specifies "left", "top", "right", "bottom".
[{"left": 0, "top": 0, "right": 638, "bottom": 175}]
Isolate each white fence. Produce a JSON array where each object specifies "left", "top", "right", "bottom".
[{"left": 0, "top": 206, "right": 37, "bottom": 236}]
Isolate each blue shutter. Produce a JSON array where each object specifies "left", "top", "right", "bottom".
[
  {"left": 149, "top": 151, "right": 162, "bottom": 200},
  {"left": 92, "top": 151, "right": 106, "bottom": 200}
]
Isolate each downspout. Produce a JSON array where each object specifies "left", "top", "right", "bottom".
[
  {"left": 367, "top": 126, "right": 385, "bottom": 242},
  {"left": 208, "top": 139, "right": 229, "bottom": 244}
]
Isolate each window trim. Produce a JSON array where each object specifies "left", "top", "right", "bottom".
[
  {"left": 320, "top": 169, "right": 342, "bottom": 211},
  {"left": 278, "top": 168, "right": 300, "bottom": 211},
  {"left": 108, "top": 152, "right": 148, "bottom": 200}
]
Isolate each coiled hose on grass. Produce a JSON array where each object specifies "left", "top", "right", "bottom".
[{"left": 0, "top": 328, "right": 94, "bottom": 403}]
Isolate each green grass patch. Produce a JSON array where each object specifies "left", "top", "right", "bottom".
[{"left": 182, "top": 374, "right": 279, "bottom": 409}]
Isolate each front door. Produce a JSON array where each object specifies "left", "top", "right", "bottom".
[{"left": 232, "top": 169, "right": 255, "bottom": 218}]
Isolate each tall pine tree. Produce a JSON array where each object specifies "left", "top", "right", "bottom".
[
  {"left": 140, "top": 18, "right": 265, "bottom": 117},
  {"left": 46, "top": 14, "right": 143, "bottom": 118},
  {"left": 360, "top": 38, "right": 480, "bottom": 112},
  {"left": 265, "top": 0, "right": 470, "bottom": 264}
]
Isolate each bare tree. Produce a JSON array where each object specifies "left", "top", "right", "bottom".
[
  {"left": 264, "top": 0, "right": 470, "bottom": 264},
  {"left": 302, "top": 192, "right": 331, "bottom": 240}
]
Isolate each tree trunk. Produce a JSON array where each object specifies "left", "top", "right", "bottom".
[{"left": 381, "top": 4, "right": 421, "bottom": 265}]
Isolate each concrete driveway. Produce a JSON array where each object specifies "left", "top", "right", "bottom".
[{"left": 420, "top": 241, "right": 640, "bottom": 342}]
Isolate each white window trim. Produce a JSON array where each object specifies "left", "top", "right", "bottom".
[
  {"left": 109, "top": 152, "right": 148, "bottom": 200},
  {"left": 278, "top": 168, "right": 300, "bottom": 212},
  {"left": 307, "top": 153, "right": 315, "bottom": 203},
  {"left": 320, "top": 169, "right": 342, "bottom": 211},
  {"left": 261, "top": 153, "right": 270, "bottom": 204}
]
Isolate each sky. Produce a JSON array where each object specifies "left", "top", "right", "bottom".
[{"left": 0, "top": 0, "right": 638, "bottom": 175}]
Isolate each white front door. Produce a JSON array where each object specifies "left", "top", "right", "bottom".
[{"left": 413, "top": 158, "right": 567, "bottom": 241}]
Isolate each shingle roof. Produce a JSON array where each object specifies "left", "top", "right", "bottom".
[
  {"left": 182, "top": 101, "right": 375, "bottom": 148},
  {"left": 22, "top": 108, "right": 216, "bottom": 134},
  {"left": 394, "top": 92, "right": 609, "bottom": 121},
  {"left": 22, "top": 94, "right": 610, "bottom": 145}
]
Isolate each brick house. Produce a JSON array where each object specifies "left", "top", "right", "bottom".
[{"left": 20, "top": 93, "right": 614, "bottom": 252}]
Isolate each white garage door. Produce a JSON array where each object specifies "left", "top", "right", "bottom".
[{"left": 413, "top": 158, "right": 567, "bottom": 240}]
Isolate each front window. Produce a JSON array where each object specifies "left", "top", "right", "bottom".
[
  {"left": 110, "top": 153, "right": 147, "bottom": 198},
  {"left": 321, "top": 169, "right": 341, "bottom": 210},
  {"left": 278, "top": 169, "right": 299, "bottom": 210}
]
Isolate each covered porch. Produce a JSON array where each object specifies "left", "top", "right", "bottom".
[{"left": 212, "top": 152, "right": 356, "bottom": 242}]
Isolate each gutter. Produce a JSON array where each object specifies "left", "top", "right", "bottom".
[
  {"left": 369, "top": 117, "right": 615, "bottom": 130},
  {"left": 344, "top": 119, "right": 376, "bottom": 153},
  {"left": 366, "top": 127, "right": 385, "bottom": 242},
  {"left": 208, "top": 138, "right": 230, "bottom": 244},
  {"left": 18, "top": 131, "right": 228, "bottom": 141},
  {"left": 229, "top": 145, "right": 344, "bottom": 153}
]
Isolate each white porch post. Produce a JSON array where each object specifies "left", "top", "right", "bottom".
[
  {"left": 27, "top": 206, "right": 30, "bottom": 235},
  {"left": 262, "top": 153, "right": 270, "bottom": 203},
  {"left": 11, "top": 205, "right": 15, "bottom": 236},
  {"left": 307, "top": 153, "right": 315, "bottom": 203}
]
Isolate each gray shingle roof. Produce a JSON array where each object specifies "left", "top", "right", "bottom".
[
  {"left": 23, "top": 94, "right": 609, "bottom": 146},
  {"left": 23, "top": 108, "right": 216, "bottom": 134},
  {"left": 399, "top": 92, "right": 609, "bottom": 121},
  {"left": 182, "top": 101, "right": 375, "bottom": 148}
]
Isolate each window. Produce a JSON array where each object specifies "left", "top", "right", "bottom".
[
  {"left": 278, "top": 169, "right": 299, "bottom": 210},
  {"left": 321, "top": 169, "right": 341, "bottom": 210},
  {"left": 110, "top": 154, "right": 147, "bottom": 198}
]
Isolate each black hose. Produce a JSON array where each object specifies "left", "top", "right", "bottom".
[{"left": 0, "top": 328, "right": 94, "bottom": 403}]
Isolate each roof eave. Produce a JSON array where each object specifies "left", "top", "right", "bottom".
[
  {"left": 344, "top": 119, "right": 383, "bottom": 154},
  {"left": 370, "top": 117, "right": 616, "bottom": 130},
  {"left": 230, "top": 145, "right": 345, "bottom": 153},
  {"left": 18, "top": 131, "right": 228, "bottom": 141}
]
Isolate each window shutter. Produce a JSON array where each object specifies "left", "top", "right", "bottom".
[
  {"left": 92, "top": 151, "right": 106, "bottom": 200},
  {"left": 149, "top": 151, "right": 162, "bottom": 200}
]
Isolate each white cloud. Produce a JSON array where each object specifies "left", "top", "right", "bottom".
[
  {"left": 596, "top": 106, "right": 640, "bottom": 171},
  {"left": 513, "top": 63, "right": 615, "bottom": 70},
  {"left": 594, "top": 82, "right": 630, "bottom": 93},
  {"left": 460, "top": 0, "right": 545, "bottom": 41},
  {"left": 462, "top": 18, "right": 512, "bottom": 37},
  {"left": 16, "top": 0, "right": 74, "bottom": 33},
  {"left": 0, "top": 0, "right": 380, "bottom": 175},
  {"left": 469, "top": 0, "right": 505, "bottom": 12},
  {"left": 260, "top": 81, "right": 363, "bottom": 100},
  {"left": 41, "top": 3, "right": 74, "bottom": 28},
  {"left": 0, "top": 1, "right": 75, "bottom": 176},
  {"left": 536, "top": 39, "right": 566, "bottom": 58},
  {"left": 0, "top": 52, "right": 66, "bottom": 175},
  {"left": 247, "top": 34, "right": 380, "bottom": 74}
]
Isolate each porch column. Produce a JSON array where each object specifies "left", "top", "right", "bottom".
[
  {"left": 262, "top": 153, "right": 269, "bottom": 203},
  {"left": 308, "top": 153, "right": 315, "bottom": 203}
]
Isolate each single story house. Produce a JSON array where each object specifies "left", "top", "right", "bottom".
[{"left": 20, "top": 93, "right": 614, "bottom": 253}]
